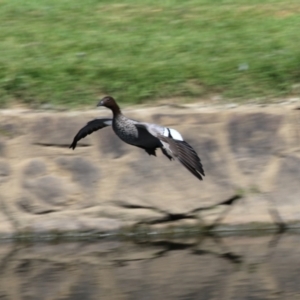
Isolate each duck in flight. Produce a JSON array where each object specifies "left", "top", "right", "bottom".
[{"left": 70, "top": 96, "right": 205, "bottom": 181}]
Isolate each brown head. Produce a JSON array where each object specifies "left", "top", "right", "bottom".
[{"left": 97, "top": 96, "right": 121, "bottom": 115}]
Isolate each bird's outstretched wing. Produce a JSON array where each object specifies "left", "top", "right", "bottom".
[
  {"left": 158, "top": 135, "right": 205, "bottom": 180},
  {"left": 69, "top": 118, "right": 112, "bottom": 150}
]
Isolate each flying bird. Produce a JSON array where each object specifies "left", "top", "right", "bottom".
[{"left": 70, "top": 96, "right": 205, "bottom": 180}]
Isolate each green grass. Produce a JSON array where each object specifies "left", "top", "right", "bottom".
[{"left": 1, "top": 0, "right": 300, "bottom": 107}]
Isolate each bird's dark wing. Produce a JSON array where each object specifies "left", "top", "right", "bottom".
[
  {"left": 158, "top": 135, "right": 205, "bottom": 180},
  {"left": 134, "top": 124, "right": 163, "bottom": 149},
  {"left": 69, "top": 118, "right": 112, "bottom": 150}
]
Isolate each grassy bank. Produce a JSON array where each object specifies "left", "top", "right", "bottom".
[{"left": 1, "top": 0, "right": 300, "bottom": 107}]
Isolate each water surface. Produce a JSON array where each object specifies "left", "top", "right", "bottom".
[{"left": 0, "top": 233, "right": 299, "bottom": 299}]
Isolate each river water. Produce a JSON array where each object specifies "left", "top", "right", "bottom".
[{"left": 0, "top": 233, "right": 299, "bottom": 299}]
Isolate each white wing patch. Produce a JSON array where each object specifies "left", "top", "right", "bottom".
[
  {"left": 169, "top": 128, "right": 183, "bottom": 141},
  {"left": 163, "top": 127, "right": 169, "bottom": 137},
  {"left": 164, "top": 127, "right": 183, "bottom": 141},
  {"left": 143, "top": 123, "right": 183, "bottom": 141}
]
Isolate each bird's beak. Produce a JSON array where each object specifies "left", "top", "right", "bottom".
[{"left": 97, "top": 99, "right": 104, "bottom": 107}]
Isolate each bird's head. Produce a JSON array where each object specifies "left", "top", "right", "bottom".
[{"left": 97, "top": 96, "right": 117, "bottom": 109}]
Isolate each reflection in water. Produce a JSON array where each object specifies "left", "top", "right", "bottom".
[{"left": 0, "top": 233, "right": 299, "bottom": 299}]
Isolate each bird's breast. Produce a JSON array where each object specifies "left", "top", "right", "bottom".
[{"left": 113, "top": 120, "right": 139, "bottom": 144}]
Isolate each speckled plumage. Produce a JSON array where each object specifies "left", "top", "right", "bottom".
[
  {"left": 112, "top": 114, "right": 139, "bottom": 144},
  {"left": 70, "top": 96, "right": 205, "bottom": 181}
]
